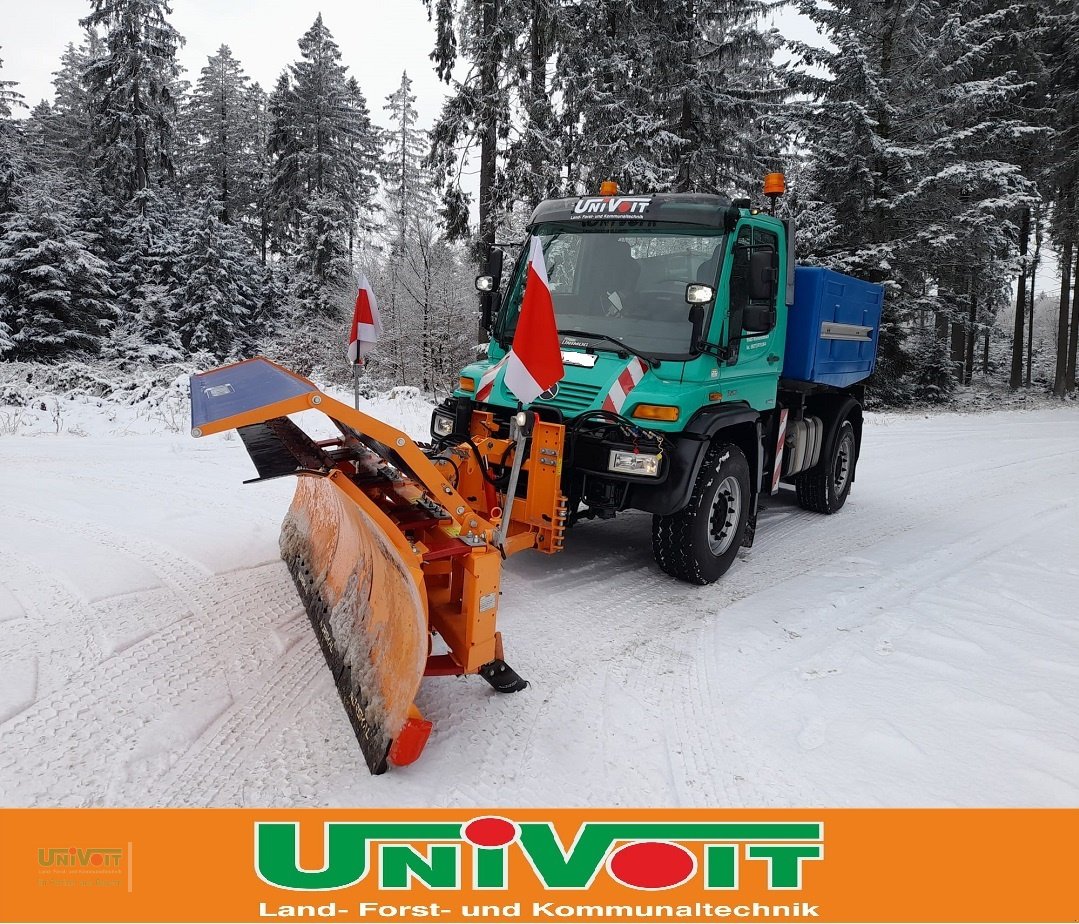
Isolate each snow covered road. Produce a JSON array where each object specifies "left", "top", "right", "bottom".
[{"left": 1, "top": 403, "right": 1077, "bottom": 807}]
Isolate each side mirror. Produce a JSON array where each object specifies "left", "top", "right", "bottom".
[
  {"left": 686, "top": 283, "right": 714, "bottom": 305},
  {"left": 477, "top": 247, "right": 505, "bottom": 335},
  {"left": 748, "top": 249, "right": 778, "bottom": 302},
  {"left": 743, "top": 304, "right": 777, "bottom": 334},
  {"left": 485, "top": 248, "right": 505, "bottom": 289},
  {"left": 687, "top": 304, "right": 706, "bottom": 350}
]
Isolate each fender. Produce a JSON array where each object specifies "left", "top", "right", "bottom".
[
  {"left": 687, "top": 403, "right": 764, "bottom": 507},
  {"left": 805, "top": 393, "right": 863, "bottom": 481},
  {"left": 684, "top": 401, "right": 760, "bottom": 438},
  {"left": 627, "top": 404, "right": 762, "bottom": 516}
]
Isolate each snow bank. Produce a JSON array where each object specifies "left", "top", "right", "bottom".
[{"left": 0, "top": 360, "right": 436, "bottom": 442}]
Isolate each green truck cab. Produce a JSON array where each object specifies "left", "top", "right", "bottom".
[{"left": 432, "top": 190, "right": 884, "bottom": 585}]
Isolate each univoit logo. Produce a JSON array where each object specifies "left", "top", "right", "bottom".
[
  {"left": 38, "top": 847, "right": 124, "bottom": 870},
  {"left": 37, "top": 845, "right": 128, "bottom": 890},
  {"left": 572, "top": 196, "right": 652, "bottom": 217},
  {"left": 255, "top": 818, "right": 823, "bottom": 893}
]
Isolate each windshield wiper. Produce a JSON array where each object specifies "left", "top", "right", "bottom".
[{"left": 557, "top": 329, "right": 661, "bottom": 368}]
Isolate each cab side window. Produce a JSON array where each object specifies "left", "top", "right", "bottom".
[
  {"left": 727, "top": 227, "right": 752, "bottom": 356},
  {"left": 744, "top": 227, "right": 779, "bottom": 336},
  {"left": 727, "top": 225, "right": 779, "bottom": 364}
]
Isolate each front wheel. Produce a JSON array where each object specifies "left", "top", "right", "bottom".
[
  {"left": 652, "top": 443, "right": 752, "bottom": 585},
  {"left": 795, "top": 419, "right": 856, "bottom": 514}
]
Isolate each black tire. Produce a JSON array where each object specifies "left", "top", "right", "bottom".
[
  {"left": 795, "top": 418, "right": 856, "bottom": 514},
  {"left": 652, "top": 443, "right": 752, "bottom": 585}
]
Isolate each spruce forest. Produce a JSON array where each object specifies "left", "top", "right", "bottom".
[{"left": 0, "top": 0, "right": 1077, "bottom": 405}]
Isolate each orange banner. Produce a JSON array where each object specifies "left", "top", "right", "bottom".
[{"left": 1, "top": 809, "right": 1075, "bottom": 923}]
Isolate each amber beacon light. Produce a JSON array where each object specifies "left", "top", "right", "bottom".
[
  {"left": 764, "top": 172, "right": 786, "bottom": 214},
  {"left": 599, "top": 179, "right": 620, "bottom": 196},
  {"left": 764, "top": 172, "right": 787, "bottom": 196}
]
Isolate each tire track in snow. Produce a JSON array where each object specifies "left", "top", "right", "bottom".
[
  {"left": 509, "top": 439, "right": 1079, "bottom": 806},
  {"left": 678, "top": 455, "right": 1079, "bottom": 805},
  {"left": 0, "top": 545, "right": 106, "bottom": 706},
  {"left": 0, "top": 560, "right": 305, "bottom": 806},
  {"left": 156, "top": 641, "right": 325, "bottom": 806},
  {"left": 0, "top": 501, "right": 215, "bottom": 620},
  {"left": 0, "top": 610, "right": 209, "bottom": 805},
  {"left": 0, "top": 501, "right": 313, "bottom": 805}
]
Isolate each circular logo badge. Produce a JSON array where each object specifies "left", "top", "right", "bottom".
[{"left": 539, "top": 384, "right": 559, "bottom": 400}]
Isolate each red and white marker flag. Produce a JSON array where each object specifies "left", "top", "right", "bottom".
[
  {"left": 503, "top": 237, "right": 564, "bottom": 405},
  {"left": 347, "top": 274, "right": 383, "bottom": 365}
]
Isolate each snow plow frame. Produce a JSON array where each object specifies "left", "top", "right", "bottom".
[{"left": 190, "top": 357, "right": 568, "bottom": 773}]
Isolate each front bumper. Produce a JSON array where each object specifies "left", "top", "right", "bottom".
[{"left": 432, "top": 396, "right": 708, "bottom": 518}]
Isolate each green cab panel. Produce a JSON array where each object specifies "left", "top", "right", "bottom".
[
  {"left": 458, "top": 349, "right": 755, "bottom": 431},
  {"left": 458, "top": 211, "right": 790, "bottom": 424}
]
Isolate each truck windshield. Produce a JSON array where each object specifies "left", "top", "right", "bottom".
[{"left": 497, "top": 223, "right": 726, "bottom": 359}]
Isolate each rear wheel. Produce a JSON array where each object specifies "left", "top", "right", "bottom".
[
  {"left": 652, "top": 443, "right": 752, "bottom": 585},
  {"left": 795, "top": 418, "right": 856, "bottom": 514}
]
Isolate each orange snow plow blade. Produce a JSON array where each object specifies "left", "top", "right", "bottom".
[
  {"left": 189, "top": 357, "right": 567, "bottom": 774},
  {"left": 281, "top": 476, "right": 427, "bottom": 772}
]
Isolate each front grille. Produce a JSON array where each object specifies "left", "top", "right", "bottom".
[{"left": 534, "top": 380, "right": 604, "bottom": 416}]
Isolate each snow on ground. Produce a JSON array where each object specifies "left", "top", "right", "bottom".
[{"left": 0, "top": 392, "right": 1077, "bottom": 808}]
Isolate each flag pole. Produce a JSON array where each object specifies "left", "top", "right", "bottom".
[
  {"left": 493, "top": 236, "right": 561, "bottom": 552},
  {"left": 349, "top": 274, "right": 381, "bottom": 412},
  {"left": 493, "top": 404, "right": 529, "bottom": 553}
]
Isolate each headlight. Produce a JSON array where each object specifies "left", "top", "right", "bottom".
[
  {"left": 432, "top": 413, "right": 455, "bottom": 438},
  {"left": 608, "top": 450, "right": 661, "bottom": 477}
]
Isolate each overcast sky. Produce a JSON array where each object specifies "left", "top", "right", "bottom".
[
  {"left": 1, "top": 0, "right": 824, "bottom": 129},
  {"left": 1, "top": 0, "right": 455, "bottom": 127},
  {"left": 0, "top": 0, "right": 822, "bottom": 219}
]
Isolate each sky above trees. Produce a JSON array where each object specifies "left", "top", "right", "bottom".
[
  {"left": 3, "top": 0, "right": 454, "bottom": 128},
  {"left": 4, "top": 1, "right": 822, "bottom": 128}
]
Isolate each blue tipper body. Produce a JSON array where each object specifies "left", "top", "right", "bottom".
[{"left": 783, "top": 267, "right": 885, "bottom": 388}]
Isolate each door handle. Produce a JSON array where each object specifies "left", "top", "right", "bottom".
[{"left": 767, "top": 354, "right": 780, "bottom": 364}]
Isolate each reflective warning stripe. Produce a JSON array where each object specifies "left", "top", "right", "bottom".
[
  {"left": 771, "top": 408, "right": 789, "bottom": 495},
  {"left": 475, "top": 356, "right": 508, "bottom": 402},
  {"left": 601, "top": 358, "right": 649, "bottom": 414}
]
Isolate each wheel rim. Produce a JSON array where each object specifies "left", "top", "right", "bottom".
[
  {"left": 708, "top": 476, "right": 742, "bottom": 556},
  {"left": 833, "top": 433, "right": 854, "bottom": 496}
]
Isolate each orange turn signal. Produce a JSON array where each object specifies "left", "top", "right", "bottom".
[
  {"left": 632, "top": 404, "right": 680, "bottom": 422},
  {"left": 599, "top": 179, "right": 619, "bottom": 196},
  {"left": 459, "top": 376, "right": 476, "bottom": 392}
]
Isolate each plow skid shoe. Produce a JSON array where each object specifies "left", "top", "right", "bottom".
[{"left": 282, "top": 476, "right": 428, "bottom": 775}]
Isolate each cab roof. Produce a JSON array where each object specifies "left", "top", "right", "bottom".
[{"left": 529, "top": 193, "right": 736, "bottom": 229}]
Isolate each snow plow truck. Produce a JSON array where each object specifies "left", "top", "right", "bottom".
[{"left": 189, "top": 175, "right": 884, "bottom": 774}]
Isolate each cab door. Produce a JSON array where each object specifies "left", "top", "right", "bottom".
[{"left": 714, "top": 222, "right": 784, "bottom": 411}]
